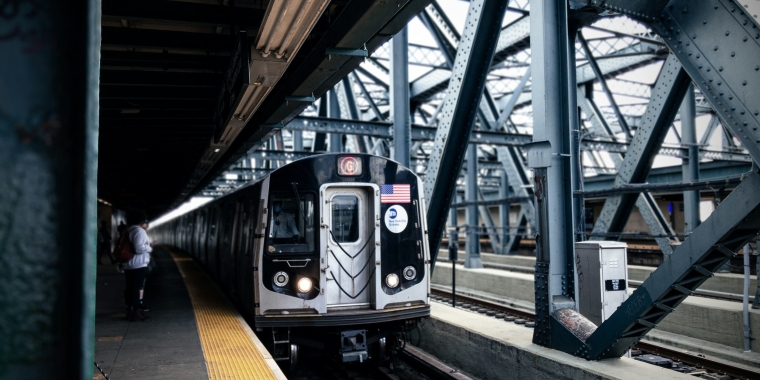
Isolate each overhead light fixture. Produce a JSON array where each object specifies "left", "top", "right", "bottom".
[
  {"left": 224, "top": 0, "right": 330, "bottom": 128},
  {"left": 187, "top": 0, "right": 330, "bottom": 204}
]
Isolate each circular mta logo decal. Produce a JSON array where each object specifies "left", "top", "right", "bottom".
[{"left": 384, "top": 205, "right": 408, "bottom": 233}]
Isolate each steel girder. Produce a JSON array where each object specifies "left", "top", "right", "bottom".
[
  {"left": 465, "top": 144, "right": 483, "bottom": 267},
  {"left": 590, "top": 54, "right": 692, "bottom": 241},
  {"left": 699, "top": 115, "right": 720, "bottom": 146},
  {"left": 681, "top": 85, "right": 701, "bottom": 235},
  {"left": 503, "top": 47, "right": 660, "bottom": 113},
  {"left": 579, "top": 32, "right": 632, "bottom": 137},
  {"left": 410, "top": 14, "right": 530, "bottom": 101},
  {"left": 391, "top": 27, "right": 411, "bottom": 167},
  {"left": 478, "top": 187, "right": 505, "bottom": 255},
  {"left": 423, "top": 0, "right": 509, "bottom": 271},
  {"left": 552, "top": 170, "right": 760, "bottom": 359},
  {"left": 496, "top": 146, "right": 536, "bottom": 252},
  {"left": 653, "top": 0, "right": 760, "bottom": 165},
  {"left": 529, "top": 0, "right": 577, "bottom": 347},
  {"left": 578, "top": 81, "right": 678, "bottom": 255},
  {"left": 286, "top": 116, "right": 751, "bottom": 161}
]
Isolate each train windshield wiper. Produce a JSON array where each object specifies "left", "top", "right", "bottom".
[{"left": 291, "top": 182, "right": 310, "bottom": 227}]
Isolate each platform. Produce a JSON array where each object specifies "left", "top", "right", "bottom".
[
  {"left": 419, "top": 302, "right": 692, "bottom": 380},
  {"left": 432, "top": 261, "right": 760, "bottom": 368},
  {"left": 94, "top": 246, "right": 286, "bottom": 380}
]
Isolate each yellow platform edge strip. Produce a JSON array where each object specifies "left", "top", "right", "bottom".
[{"left": 165, "top": 247, "right": 287, "bottom": 380}]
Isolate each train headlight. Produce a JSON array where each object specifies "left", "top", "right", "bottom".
[
  {"left": 403, "top": 266, "right": 417, "bottom": 281},
  {"left": 386, "top": 273, "right": 400, "bottom": 288},
  {"left": 297, "top": 277, "right": 313, "bottom": 293},
  {"left": 274, "top": 271, "right": 289, "bottom": 287}
]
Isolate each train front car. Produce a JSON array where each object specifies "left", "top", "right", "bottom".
[{"left": 256, "top": 153, "right": 430, "bottom": 364}]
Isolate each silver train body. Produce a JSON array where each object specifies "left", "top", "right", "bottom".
[{"left": 152, "top": 153, "right": 430, "bottom": 363}]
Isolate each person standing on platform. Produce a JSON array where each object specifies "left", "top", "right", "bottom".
[
  {"left": 270, "top": 202, "right": 300, "bottom": 243},
  {"left": 123, "top": 209, "right": 153, "bottom": 322},
  {"left": 138, "top": 221, "right": 153, "bottom": 312},
  {"left": 97, "top": 220, "right": 114, "bottom": 264}
]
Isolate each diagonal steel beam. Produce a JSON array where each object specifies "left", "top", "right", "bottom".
[
  {"left": 590, "top": 54, "right": 692, "bottom": 240},
  {"left": 478, "top": 186, "right": 504, "bottom": 255},
  {"left": 351, "top": 72, "right": 385, "bottom": 122},
  {"left": 699, "top": 115, "right": 720, "bottom": 146},
  {"left": 653, "top": 0, "right": 760, "bottom": 165},
  {"left": 493, "top": 67, "right": 532, "bottom": 129},
  {"left": 579, "top": 84, "right": 678, "bottom": 254},
  {"left": 553, "top": 170, "right": 760, "bottom": 359},
  {"left": 424, "top": 0, "right": 508, "bottom": 271},
  {"left": 578, "top": 32, "right": 632, "bottom": 137}
]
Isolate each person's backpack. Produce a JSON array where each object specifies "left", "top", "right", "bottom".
[{"left": 113, "top": 231, "right": 135, "bottom": 263}]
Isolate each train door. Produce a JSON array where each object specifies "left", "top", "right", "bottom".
[{"left": 321, "top": 185, "right": 379, "bottom": 309}]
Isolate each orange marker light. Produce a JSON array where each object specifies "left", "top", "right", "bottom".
[{"left": 337, "top": 156, "right": 362, "bottom": 176}]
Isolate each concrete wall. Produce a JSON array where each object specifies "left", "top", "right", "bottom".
[{"left": 418, "top": 303, "right": 691, "bottom": 380}]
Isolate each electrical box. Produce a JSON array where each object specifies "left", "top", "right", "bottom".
[{"left": 575, "top": 241, "right": 628, "bottom": 326}]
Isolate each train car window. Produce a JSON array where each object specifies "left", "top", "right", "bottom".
[
  {"left": 331, "top": 195, "right": 360, "bottom": 243},
  {"left": 267, "top": 194, "right": 315, "bottom": 254}
]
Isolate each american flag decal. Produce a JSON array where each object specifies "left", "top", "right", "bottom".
[{"left": 380, "top": 184, "right": 411, "bottom": 204}]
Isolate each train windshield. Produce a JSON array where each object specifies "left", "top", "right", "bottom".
[{"left": 267, "top": 194, "right": 315, "bottom": 254}]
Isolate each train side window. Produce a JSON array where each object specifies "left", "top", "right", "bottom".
[
  {"left": 330, "top": 195, "right": 359, "bottom": 243},
  {"left": 267, "top": 194, "right": 315, "bottom": 254}
]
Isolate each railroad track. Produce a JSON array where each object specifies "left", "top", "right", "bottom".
[
  {"left": 430, "top": 288, "right": 760, "bottom": 380},
  {"left": 282, "top": 335, "right": 469, "bottom": 380},
  {"left": 376, "top": 345, "right": 473, "bottom": 380}
]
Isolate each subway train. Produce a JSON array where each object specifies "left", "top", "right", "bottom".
[{"left": 151, "top": 153, "right": 431, "bottom": 367}]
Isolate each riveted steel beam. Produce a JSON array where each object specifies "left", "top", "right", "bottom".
[
  {"left": 529, "top": 0, "right": 577, "bottom": 347},
  {"left": 653, "top": 0, "right": 760, "bottom": 165},
  {"left": 590, "top": 54, "right": 692, "bottom": 241},
  {"left": 571, "top": 0, "right": 669, "bottom": 22},
  {"left": 424, "top": 0, "right": 508, "bottom": 271},
  {"left": 556, "top": 171, "right": 760, "bottom": 359}
]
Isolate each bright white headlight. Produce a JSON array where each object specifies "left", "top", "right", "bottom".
[
  {"left": 386, "top": 273, "right": 400, "bottom": 288},
  {"left": 297, "top": 277, "right": 313, "bottom": 293},
  {"left": 274, "top": 271, "right": 289, "bottom": 287},
  {"left": 403, "top": 266, "right": 417, "bottom": 281}
]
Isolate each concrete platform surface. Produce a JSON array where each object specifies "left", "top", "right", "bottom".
[
  {"left": 94, "top": 247, "right": 286, "bottom": 380},
  {"left": 432, "top": 262, "right": 760, "bottom": 351},
  {"left": 94, "top": 248, "right": 208, "bottom": 380},
  {"left": 419, "top": 302, "right": 692, "bottom": 380}
]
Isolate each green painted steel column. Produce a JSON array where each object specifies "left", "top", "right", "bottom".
[{"left": 0, "top": 0, "right": 100, "bottom": 378}]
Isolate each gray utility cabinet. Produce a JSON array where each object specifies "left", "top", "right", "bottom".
[{"left": 575, "top": 241, "right": 629, "bottom": 326}]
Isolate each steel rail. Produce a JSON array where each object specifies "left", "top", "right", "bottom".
[
  {"left": 396, "top": 345, "right": 473, "bottom": 380},
  {"left": 633, "top": 341, "right": 760, "bottom": 380}
]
